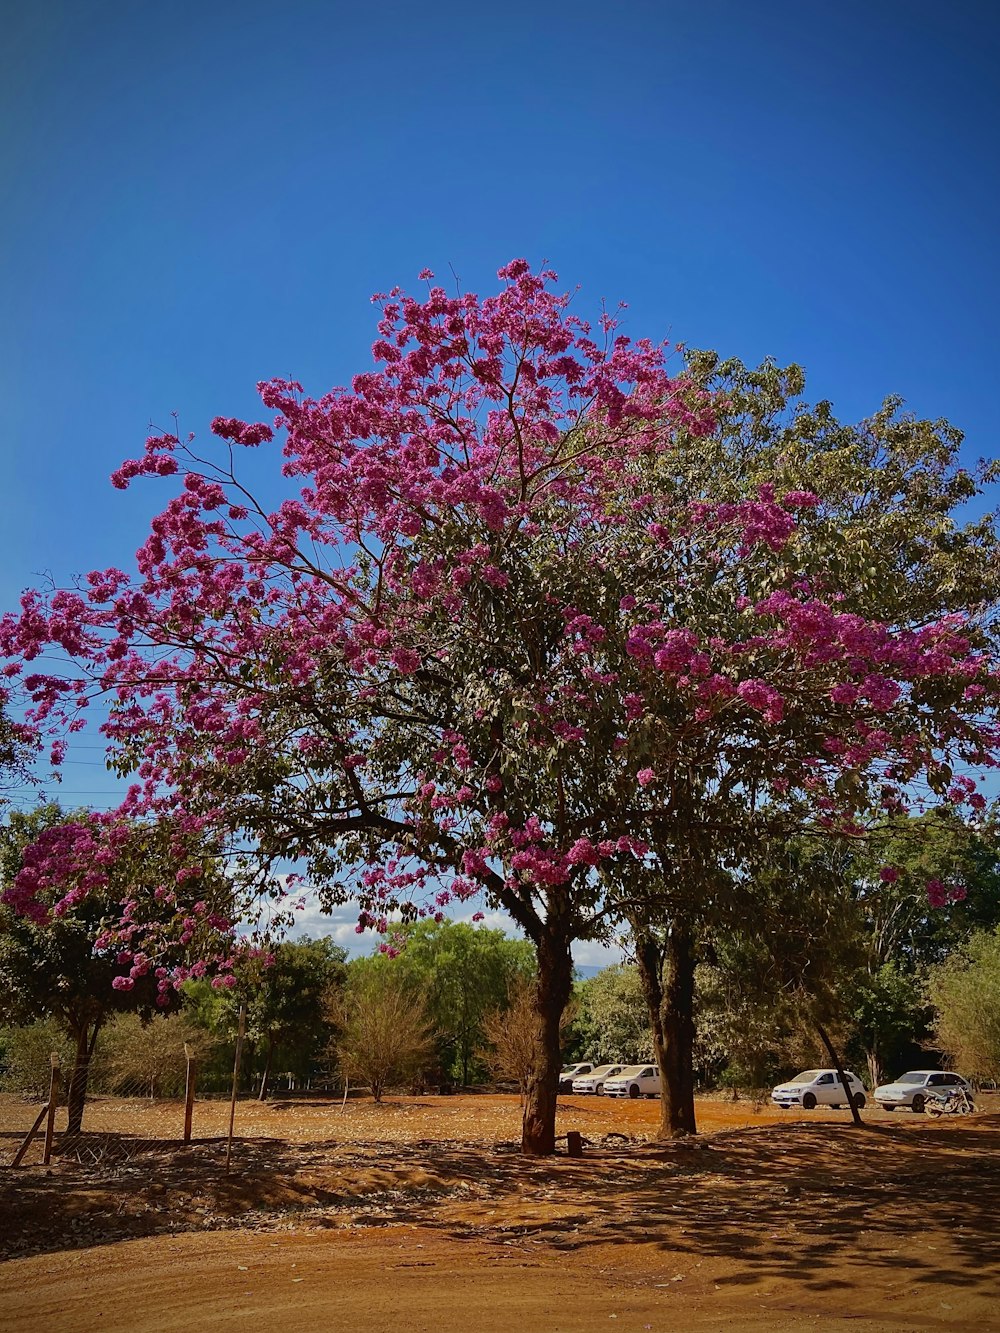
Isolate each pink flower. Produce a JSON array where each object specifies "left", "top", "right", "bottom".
[
  {"left": 926, "top": 878, "right": 948, "bottom": 909},
  {"left": 737, "top": 679, "right": 785, "bottom": 723},
  {"left": 878, "top": 867, "right": 899, "bottom": 883},
  {"left": 830, "top": 682, "right": 860, "bottom": 706},
  {"left": 637, "top": 768, "right": 656, "bottom": 787},
  {"left": 391, "top": 648, "right": 421, "bottom": 674}
]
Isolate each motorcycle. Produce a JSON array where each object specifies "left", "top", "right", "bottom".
[{"left": 923, "top": 1086, "right": 976, "bottom": 1117}]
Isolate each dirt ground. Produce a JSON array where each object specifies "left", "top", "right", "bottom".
[{"left": 2, "top": 1091, "right": 999, "bottom": 1331}]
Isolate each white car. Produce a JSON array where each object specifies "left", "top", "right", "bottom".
[
  {"left": 571, "top": 1064, "right": 625, "bottom": 1095},
  {"left": 771, "top": 1068, "right": 866, "bottom": 1110},
  {"left": 874, "top": 1070, "right": 972, "bottom": 1113},
  {"left": 559, "top": 1062, "right": 593, "bottom": 1092},
  {"left": 603, "top": 1065, "right": 661, "bottom": 1099}
]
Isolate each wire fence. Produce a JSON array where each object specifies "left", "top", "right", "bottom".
[
  {"left": 1, "top": 1046, "right": 202, "bottom": 1169},
  {"left": 0, "top": 1009, "right": 349, "bottom": 1170}
]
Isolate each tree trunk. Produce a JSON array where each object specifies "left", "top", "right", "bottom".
[
  {"left": 66, "top": 1020, "right": 100, "bottom": 1136},
  {"left": 258, "top": 1036, "right": 274, "bottom": 1101},
  {"left": 635, "top": 921, "right": 697, "bottom": 1138},
  {"left": 865, "top": 1048, "right": 882, "bottom": 1093},
  {"left": 816, "top": 1020, "right": 864, "bottom": 1127},
  {"left": 520, "top": 928, "right": 573, "bottom": 1156}
]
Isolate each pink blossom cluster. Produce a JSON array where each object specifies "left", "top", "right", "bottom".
[
  {"left": 925, "top": 878, "right": 968, "bottom": 909},
  {"left": 0, "top": 259, "right": 996, "bottom": 978}
]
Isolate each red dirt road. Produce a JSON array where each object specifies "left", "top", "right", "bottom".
[
  {"left": 5, "top": 1224, "right": 986, "bottom": 1333},
  {"left": 2, "top": 1093, "right": 998, "bottom": 1331}
]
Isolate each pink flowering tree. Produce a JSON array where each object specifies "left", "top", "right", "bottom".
[
  {"left": 2, "top": 266, "right": 999, "bottom": 1153},
  {"left": 0, "top": 804, "right": 237, "bottom": 1133}
]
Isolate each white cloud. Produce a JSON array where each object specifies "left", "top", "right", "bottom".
[
  {"left": 572, "top": 937, "right": 626, "bottom": 969},
  {"left": 249, "top": 884, "right": 623, "bottom": 969}
]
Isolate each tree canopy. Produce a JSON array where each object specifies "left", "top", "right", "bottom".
[
  {"left": 1, "top": 262, "right": 998, "bottom": 1152},
  {"left": 928, "top": 927, "right": 1000, "bottom": 1081},
  {"left": 0, "top": 696, "right": 36, "bottom": 808}
]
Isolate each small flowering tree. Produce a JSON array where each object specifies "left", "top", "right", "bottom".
[
  {"left": 1, "top": 265, "right": 998, "bottom": 1153},
  {"left": 331, "top": 969, "right": 436, "bottom": 1102},
  {"left": 0, "top": 805, "right": 232, "bottom": 1132}
]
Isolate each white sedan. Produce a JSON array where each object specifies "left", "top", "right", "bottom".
[
  {"left": 603, "top": 1065, "right": 661, "bottom": 1099},
  {"left": 874, "top": 1070, "right": 972, "bottom": 1113},
  {"left": 571, "top": 1064, "right": 625, "bottom": 1095},
  {"left": 558, "top": 1062, "right": 593, "bottom": 1092},
  {"left": 772, "top": 1069, "right": 867, "bottom": 1110}
]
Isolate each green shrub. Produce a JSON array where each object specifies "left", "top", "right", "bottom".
[{"left": 0, "top": 1021, "right": 82, "bottom": 1098}]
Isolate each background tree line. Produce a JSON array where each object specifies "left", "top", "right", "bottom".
[
  {"left": 0, "top": 852, "right": 539, "bottom": 1117},
  {"left": 4, "top": 804, "right": 999, "bottom": 1117}
]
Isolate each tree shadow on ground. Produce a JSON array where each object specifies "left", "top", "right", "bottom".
[
  {"left": 487, "top": 1123, "right": 999, "bottom": 1296},
  {"left": 1, "top": 1118, "right": 998, "bottom": 1301}
]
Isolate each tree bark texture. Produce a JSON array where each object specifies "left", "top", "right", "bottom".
[
  {"left": 258, "top": 1036, "right": 274, "bottom": 1101},
  {"left": 865, "top": 1049, "right": 883, "bottom": 1094},
  {"left": 520, "top": 928, "right": 573, "bottom": 1156},
  {"left": 66, "top": 1020, "right": 100, "bottom": 1136},
  {"left": 635, "top": 921, "right": 697, "bottom": 1138}
]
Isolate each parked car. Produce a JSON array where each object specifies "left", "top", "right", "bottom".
[
  {"left": 603, "top": 1065, "right": 661, "bottom": 1099},
  {"left": 771, "top": 1068, "right": 866, "bottom": 1110},
  {"left": 572, "top": 1064, "right": 625, "bottom": 1095},
  {"left": 558, "top": 1062, "right": 594, "bottom": 1092},
  {"left": 873, "top": 1070, "right": 972, "bottom": 1113}
]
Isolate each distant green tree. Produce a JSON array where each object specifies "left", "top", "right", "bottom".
[
  {"left": 480, "top": 977, "right": 538, "bottom": 1101},
  {"left": 813, "top": 812, "right": 1000, "bottom": 1085},
  {"left": 687, "top": 836, "right": 869, "bottom": 1116},
  {"left": 572, "top": 965, "right": 652, "bottom": 1065},
  {"left": 844, "top": 963, "right": 928, "bottom": 1088},
  {"left": 0, "top": 1020, "right": 81, "bottom": 1098},
  {"left": 695, "top": 813, "right": 1000, "bottom": 1094},
  {"left": 220, "top": 936, "right": 347, "bottom": 1098},
  {"left": 349, "top": 920, "right": 534, "bottom": 1085},
  {"left": 331, "top": 968, "right": 436, "bottom": 1102},
  {"left": 927, "top": 928, "right": 1000, "bottom": 1081},
  {"left": 694, "top": 953, "right": 798, "bottom": 1096},
  {"left": 101, "top": 1011, "right": 215, "bottom": 1099}
]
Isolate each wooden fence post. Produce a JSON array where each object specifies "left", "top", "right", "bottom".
[
  {"left": 225, "top": 1004, "right": 246, "bottom": 1172},
  {"left": 8, "top": 1106, "right": 49, "bottom": 1168},
  {"left": 183, "top": 1043, "right": 196, "bottom": 1145},
  {"left": 42, "top": 1053, "right": 62, "bottom": 1165}
]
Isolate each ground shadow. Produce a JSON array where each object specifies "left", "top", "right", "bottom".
[{"left": 2, "top": 1115, "right": 998, "bottom": 1302}]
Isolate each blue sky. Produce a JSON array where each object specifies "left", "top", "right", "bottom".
[{"left": 2, "top": 1, "right": 998, "bottom": 955}]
